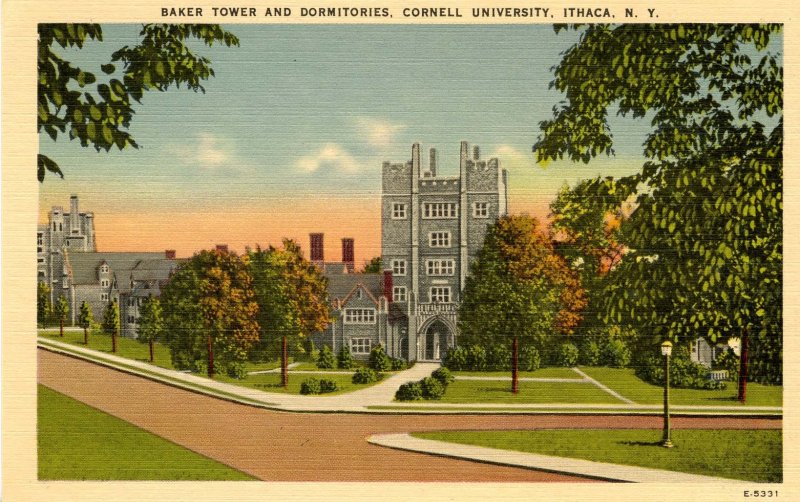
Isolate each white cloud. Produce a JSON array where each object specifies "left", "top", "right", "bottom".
[
  {"left": 355, "top": 117, "right": 406, "bottom": 148},
  {"left": 168, "top": 133, "right": 239, "bottom": 170},
  {"left": 296, "top": 143, "right": 361, "bottom": 173},
  {"left": 491, "top": 144, "right": 537, "bottom": 170}
]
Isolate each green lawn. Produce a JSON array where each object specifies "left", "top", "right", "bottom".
[
  {"left": 580, "top": 366, "right": 783, "bottom": 407},
  {"left": 413, "top": 429, "right": 782, "bottom": 482},
  {"left": 211, "top": 371, "right": 379, "bottom": 395},
  {"left": 453, "top": 367, "right": 582, "bottom": 379},
  {"left": 38, "top": 385, "right": 254, "bottom": 480},
  {"left": 39, "top": 329, "right": 175, "bottom": 370},
  {"left": 437, "top": 380, "right": 625, "bottom": 404}
]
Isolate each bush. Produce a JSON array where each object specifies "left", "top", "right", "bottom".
[
  {"left": 713, "top": 349, "right": 739, "bottom": 381},
  {"left": 319, "top": 378, "right": 338, "bottom": 393},
  {"left": 635, "top": 352, "right": 727, "bottom": 390},
  {"left": 300, "top": 378, "right": 322, "bottom": 395},
  {"left": 556, "top": 342, "right": 579, "bottom": 367},
  {"left": 316, "top": 345, "right": 336, "bottom": 369},
  {"left": 369, "top": 344, "right": 392, "bottom": 372},
  {"left": 601, "top": 338, "right": 631, "bottom": 368},
  {"left": 303, "top": 338, "right": 316, "bottom": 359},
  {"left": 466, "top": 345, "right": 487, "bottom": 371},
  {"left": 225, "top": 360, "right": 248, "bottom": 379},
  {"left": 391, "top": 357, "right": 407, "bottom": 371},
  {"left": 519, "top": 345, "right": 541, "bottom": 372},
  {"left": 352, "top": 367, "right": 380, "bottom": 384},
  {"left": 420, "top": 376, "right": 445, "bottom": 400},
  {"left": 337, "top": 346, "right": 354, "bottom": 369},
  {"left": 579, "top": 339, "right": 601, "bottom": 366},
  {"left": 486, "top": 344, "right": 512, "bottom": 371},
  {"left": 442, "top": 346, "right": 468, "bottom": 371},
  {"left": 431, "top": 367, "right": 454, "bottom": 387},
  {"left": 395, "top": 381, "right": 424, "bottom": 401}
]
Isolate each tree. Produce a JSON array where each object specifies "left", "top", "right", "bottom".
[
  {"left": 360, "top": 256, "right": 383, "bottom": 274},
  {"left": 248, "top": 240, "right": 330, "bottom": 380},
  {"left": 77, "top": 301, "right": 93, "bottom": 345},
  {"left": 37, "top": 282, "right": 52, "bottom": 327},
  {"left": 138, "top": 296, "right": 164, "bottom": 363},
  {"left": 160, "top": 249, "right": 260, "bottom": 378},
  {"left": 458, "top": 215, "right": 587, "bottom": 360},
  {"left": 38, "top": 23, "right": 239, "bottom": 181},
  {"left": 102, "top": 300, "right": 120, "bottom": 353},
  {"left": 53, "top": 296, "right": 69, "bottom": 337},
  {"left": 534, "top": 24, "right": 783, "bottom": 393}
]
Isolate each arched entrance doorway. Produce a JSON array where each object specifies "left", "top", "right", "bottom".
[{"left": 424, "top": 320, "right": 452, "bottom": 360}]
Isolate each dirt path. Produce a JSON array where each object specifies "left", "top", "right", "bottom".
[{"left": 38, "top": 350, "right": 780, "bottom": 482}]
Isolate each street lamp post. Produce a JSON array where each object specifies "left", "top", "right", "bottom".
[{"left": 661, "top": 341, "right": 674, "bottom": 448}]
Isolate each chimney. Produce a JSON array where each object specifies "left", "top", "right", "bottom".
[
  {"left": 165, "top": 249, "right": 176, "bottom": 259},
  {"left": 342, "top": 238, "right": 355, "bottom": 273},
  {"left": 383, "top": 270, "right": 393, "bottom": 302},
  {"left": 69, "top": 195, "right": 80, "bottom": 232},
  {"left": 215, "top": 244, "right": 228, "bottom": 253},
  {"left": 473, "top": 145, "right": 480, "bottom": 160},
  {"left": 412, "top": 143, "right": 421, "bottom": 180},
  {"left": 429, "top": 148, "right": 437, "bottom": 177},
  {"left": 310, "top": 233, "right": 324, "bottom": 262}
]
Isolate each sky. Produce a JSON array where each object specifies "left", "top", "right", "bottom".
[{"left": 39, "top": 24, "right": 652, "bottom": 265}]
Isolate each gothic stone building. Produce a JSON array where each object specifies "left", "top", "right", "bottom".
[{"left": 314, "top": 142, "right": 508, "bottom": 361}]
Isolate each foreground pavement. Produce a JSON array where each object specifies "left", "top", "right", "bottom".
[{"left": 38, "top": 349, "right": 779, "bottom": 482}]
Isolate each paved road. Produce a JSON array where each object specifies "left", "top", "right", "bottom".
[{"left": 38, "top": 350, "right": 780, "bottom": 482}]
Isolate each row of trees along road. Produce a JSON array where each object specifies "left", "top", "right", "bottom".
[
  {"left": 157, "top": 242, "right": 330, "bottom": 380},
  {"left": 533, "top": 24, "right": 783, "bottom": 398}
]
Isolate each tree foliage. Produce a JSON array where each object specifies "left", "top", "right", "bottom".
[
  {"left": 78, "top": 301, "right": 93, "bottom": 330},
  {"left": 458, "top": 215, "right": 587, "bottom": 352},
  {"left": 38, "top": 282, "right": 52, "bottom": 327},
  {"left": 53, "top": 296, "right": 69, "bottom": 335},
  {"left": 160, "top": 249, "right": 260, "bottom": 371},
  {"left": 534, "top": 24, "right": 782, "bottom": 383},
  {"left": 102, "top": 300, "right": 120, "bottom": 334},
  {"left": 37, "top": 23, "right": 239, "bottom": 181},
  {"left": 247, "top": 240, "right": 330, "bottom": 361},
  {"left": 360, "top": 256, "right": 383, "bottom": 274}
]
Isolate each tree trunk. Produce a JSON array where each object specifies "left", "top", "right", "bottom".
[
  {"left": 282, "top": 336, "right": 289, "bottom": 388},
  {"left": 112, "top": 330, "right": 117, "bottom": 353},
  {"left": 207, "top": 334, "right": 215, "bottom": 378},
  {"left": 738, "top": 329, "right": 750, "bottom": 403},
  {"left": 83, "top": 326, "right": 88, "bottom": 345},
  {"left": 149, "top": 339, "right": 154, "bottom": 363},
  {"left": 59, "top": 318, "right": 64, "bottom": 337},
  {"left": 512, "top": 336, "right": 519, "bottom": 394}
]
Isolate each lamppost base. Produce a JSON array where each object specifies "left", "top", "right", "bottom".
[{"left": 661, "top": 439, "right": 674, "bottom": 448}]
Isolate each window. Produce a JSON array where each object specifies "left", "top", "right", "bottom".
[
  {"left": 426, "top": 259, "right": 455, "bottom": 276},
  {"left": 355, "top": 289, "right": 363, "bottom": 300},
  {"left": 429, "top": 287, "right": 451, "bottom": 303},
  {"left": 392, "top": 203, "right": 407, "bottom": 219},
  {"left": 100, "top": 264, "right": 109, "bottom": 273},
  {"left": 351, "top": 338, "right": 372, "bottom": 354},
  {"left": 101, "top": 293, "right": 109, "bottom": 301},
  {"left": 38, "top": 258, "right": 45, "bottom": 264},
  {"left": 429, "top": 231, "right": 451, "bottom": 247},
  {"left": 127, "top": 315, "right": 135, "bottom": 324},
  {"left": 391, "top": 259, "right": 406, "bottom": 276},
  {"left": 344, "top": 308, "right": 376, "bottom": 324},
  {"left": 473, "top": 202, "right": 489, "bottom": 218},
  {"left": 423, "top": 202, "right": 457, "bottom": 219},
  {"left": 100, "top": 279, "right": 109, "bottom": 287},
  {"left": 393, "top": 286, "right": 407, "bottom": 302}
]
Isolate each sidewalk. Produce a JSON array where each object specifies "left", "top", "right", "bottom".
[{"left": 367, "top": 433, "right": 738, "bottom": 483}]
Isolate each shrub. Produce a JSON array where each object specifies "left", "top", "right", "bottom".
[
  {"left": 395, "top": 381, "right": 424, "bottom": 401},
  {"left": 431, "top": 367, "right": 454, "bottom": 387},
  {"left": 635, "top": 352, "right": 728, "bottom": 390},
  {"left": 420, "top": 377, "right": 445, "bottom": 400},
  {"left": 519, "top": 345, "right": 541, "bottom": 372},
  {"left": 466, "top": 345, "right": 487, "bottom": 371},
  {"left": 352, "top": 367, "right": 380, "bottom": 384},
  {"left": 486, "top": 344, "right": 512, "bottom": 371},
  {"left": 601, "top": 338, "right": 631, "bottom": 368},
  {"left": 369, "top": 344, "right": 392, "bottom": 372},
  {"left": 579, "top": 339, "right": 601, "bottom": 366},
  {"left": 391, "top": 357, "right": 407, "bottom": 371},
  {"left": 316, "top": 345, "right": 336, "bottom": 369},
  {"left": 713, "top": 349, "right": 740, "bottom": 381},
  {"left": 337, "top": 346, "right": 354, "bottom": 369},
  {"left": 556, "top": 342, "right": 579, "bottom": 367},
  {"left": 300, "top": 378, "right": 322, "bottom": 395},
  {"left": 303, "top": 338, "right": 316, "bottom": 359},
  {"left": 319, "top": 378, "right": 339, "bottom": 393},
  {"left": 442, "top": 346, "right": 468, "bottom": 371},
  {"left": 225, "top": 360, "right": 248, "bottom": 379}
]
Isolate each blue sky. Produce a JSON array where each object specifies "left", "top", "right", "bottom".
[{"left": 39, "top": 24, "right": 656, "bottom": 260}]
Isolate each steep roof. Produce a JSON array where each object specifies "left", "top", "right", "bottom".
[
  {"left": 65, "top": 251, "right": 177, "bottom": 286},
  {"left": 325, "top": 272, "right": 383, "bottom": 305}
]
